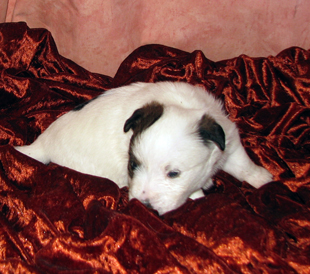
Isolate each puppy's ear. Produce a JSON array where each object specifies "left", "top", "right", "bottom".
[
  {"left": 124, "top": 101, "right": 164, "bottom": 134},
  {"left": 198, "top": 114, "right": 225, "bottom": 151}
]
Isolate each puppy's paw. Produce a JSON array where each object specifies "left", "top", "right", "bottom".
[
  {"left": 189, "top": 189, "right": 205, "bottom": 200},
  {"left": 246, "top": 166, "right": 273, "bottom": 188},
  {"left": 14, "top": 144, "right": 49, "bottom": 164}
]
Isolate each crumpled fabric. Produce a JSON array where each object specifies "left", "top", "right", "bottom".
[{"left": 0, "top": 22, "right": 309, "bottom": 273}]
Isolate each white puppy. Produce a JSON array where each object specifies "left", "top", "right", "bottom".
[{"left": 15, "top": 82, "right": 273, "bottom": 215}]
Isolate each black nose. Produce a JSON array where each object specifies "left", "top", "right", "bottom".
[{"left": 142, "top": 200, "right": 153, "bottom": 209}]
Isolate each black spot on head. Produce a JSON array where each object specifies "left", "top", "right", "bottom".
[
  {"left": 125, "top": 102, "right": 164, "bottom": 179},
  {"left": 198, "top": 114, "right": 225, "bottom": 151},
  {"left": 124, "top": 101, "right": 164, "bottom": 135}
]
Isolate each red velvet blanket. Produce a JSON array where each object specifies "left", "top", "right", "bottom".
[{"left": 0, "top": 22, "right": 309, "bottom": 273}]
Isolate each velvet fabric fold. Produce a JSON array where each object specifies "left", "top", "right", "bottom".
[{"left": 0, "top": 22, "right": 309, "bottom": 273}]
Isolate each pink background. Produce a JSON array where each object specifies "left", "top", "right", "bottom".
[{"left": 2, "top": 0, "right": 310, "bottom": 76}]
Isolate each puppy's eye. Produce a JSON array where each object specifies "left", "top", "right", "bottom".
[
  {"left": 128, "top": 152, "right": 141, "bottom": 178},
  {"left": 130, "top": 160, "right": 138, "bottom": 171},
  {"left": 167, "top": 170, "right": 181, "bottom": 179}
]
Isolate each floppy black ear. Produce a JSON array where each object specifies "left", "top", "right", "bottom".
[
  {"left": 124, "top": 101, "right": 164, "bottom": 134},
  {"left": 198, "top": 114, "right": 225, "bottom": 151}
]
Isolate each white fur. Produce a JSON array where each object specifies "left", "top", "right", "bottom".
[{"left": 15, "top": 82, "right": 273, "bottom": 215}]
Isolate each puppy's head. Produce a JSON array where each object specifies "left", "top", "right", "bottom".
[{"left": 124, "top": 101, "right": 225, "bottom": 215}]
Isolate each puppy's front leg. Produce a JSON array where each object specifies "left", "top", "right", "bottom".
[
  {"left": 189, "top": 189, "right": 205, "bottom": 200},
  {"left": 189, "top": 178, "right": 214, "bottom": 200},
  {"left": 222, "top": 139, "right": 273, "bottom": 188}
]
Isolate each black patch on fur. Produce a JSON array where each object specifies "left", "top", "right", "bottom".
[
  {"left": 72, "top": 98, "right": 96, "bottom": 111},
  {"left": 198, "top": 114, "right": 225, "bottom": 151},
  {"left": 124, "top": 102, "right": 164, "bottom": 134},
  {"left": 125, "top": 102, "right": 164, "bottom": 178}
]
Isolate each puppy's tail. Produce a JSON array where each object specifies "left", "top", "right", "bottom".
[{"left": 15, "top": 142, "right": 50, "bottom": 164}]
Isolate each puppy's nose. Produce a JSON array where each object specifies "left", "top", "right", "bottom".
[{"left": 142, "top": 199, "right": 153, "bottom": 209}]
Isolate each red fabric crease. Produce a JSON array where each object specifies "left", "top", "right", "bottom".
[{"left": 0, "top": 22, "right": 310, "bottom": 273}]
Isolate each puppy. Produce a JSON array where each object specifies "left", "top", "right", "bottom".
[{"left": 15, "top": 82, "right": 273, "bottom": 215}]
